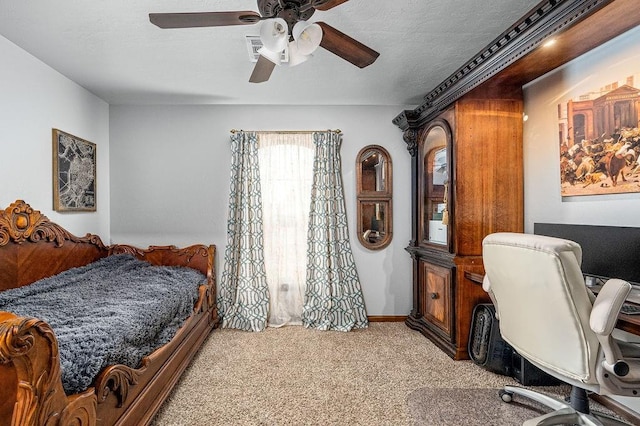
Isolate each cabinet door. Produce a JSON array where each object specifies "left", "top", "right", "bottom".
[
  {"left": 418, "top": 120, "right": 453, "bottom": 250},
  {"left": 419, "top": 261, "right": 452, "bottom": 337}
]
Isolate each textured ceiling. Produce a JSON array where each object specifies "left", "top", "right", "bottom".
[{"left": 0, "top": 0, "right": 541, "bottom": 106}]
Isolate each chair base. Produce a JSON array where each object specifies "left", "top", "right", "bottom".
[{"left": 501, "top": 385, "right": 630, "bottom": 426}]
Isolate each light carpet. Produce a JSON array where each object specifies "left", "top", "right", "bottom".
[
  {"left": 408, "top": 387, "right": 555, "bottom": 425},
  {"left": 407, "top": 387, "right": 630, "bottom": 426},
  {"left": 151, "top": 322, "right": 597, "bottom": 425}
]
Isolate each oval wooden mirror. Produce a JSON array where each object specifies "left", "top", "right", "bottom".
[{"left": 356, "top": 145, "right": 392, "bottom": 250}]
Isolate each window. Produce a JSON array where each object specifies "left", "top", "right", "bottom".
[{"left": 258, "top": 133, "right": 314, "bottom": 327}]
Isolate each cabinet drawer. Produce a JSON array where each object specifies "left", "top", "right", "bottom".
[{"left": 419, "top": 261, "right": 452, "bottom": 336}]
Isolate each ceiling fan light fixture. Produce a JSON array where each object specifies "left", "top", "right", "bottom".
[
  {"left": 149, "top": 0, "right": 381, "bottom": 82},
  {"left": 258, "top": 46, "right": 285, "bottom": 65},
  {"left": 292, "top": 21, "right": 323, "bottom": 56},
  {"left": 287, "top": 41, "right": 311, "bottom": 67},
  {"left": 260, "top": 18, "right": 289, "bottom": 53}
]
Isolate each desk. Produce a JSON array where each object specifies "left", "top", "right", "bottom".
[
  {"left": 616, "top": 315, "right": 640, "bottom": 336},
  {"left": 466, "top": 272, "right": 640, "bottom": 337}
]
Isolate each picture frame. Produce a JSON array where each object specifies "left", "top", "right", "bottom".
[
  {"left": 52, "top": 129, "right": 96, "bottom": 211},
  {"left": 558, "top": 78, "right": 640, "bottom": 197}
]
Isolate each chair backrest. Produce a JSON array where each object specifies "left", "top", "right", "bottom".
[{"left": 482, "top": 232, "right": 601, "bottom": 383}]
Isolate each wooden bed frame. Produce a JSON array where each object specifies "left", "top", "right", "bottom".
[{"left": 0, "top": 200, "right": 218, "bottom": 426}]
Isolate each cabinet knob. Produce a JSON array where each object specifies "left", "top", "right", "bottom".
[{"left": 430, "top": 292, "right": 439, "bottom": 299}]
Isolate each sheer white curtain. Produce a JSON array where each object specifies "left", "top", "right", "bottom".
[{"left": 257, "top": 133, "right": 315, "bottom": 327}]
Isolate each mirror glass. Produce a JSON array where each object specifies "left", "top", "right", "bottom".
[
  {"left": 422, "top": 126, "right": 449, "bottom": 246},
  {"left": 360, "top": 201, "right": 388, "bottom": 245},
  {"left": 358, "top": 147, "right": 388, "bottom": 194},
  {"left": 356, "top": 145, "right": 392, "bottom": 250}
]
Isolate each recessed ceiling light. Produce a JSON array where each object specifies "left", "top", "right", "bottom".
[{"left": 543, "top": 38, "right": 556, "bottom": 48}]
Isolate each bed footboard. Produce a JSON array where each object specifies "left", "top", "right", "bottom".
[{"left": 0, "top": 312, "right": 97, "bottom": 426}]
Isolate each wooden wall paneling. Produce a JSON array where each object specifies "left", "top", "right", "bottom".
[
  {"left": 454, "top": 98, "right": 524, "bottom": 256},
  {"left": 453, "top": 257, "right": 489, "bottom": 360}
]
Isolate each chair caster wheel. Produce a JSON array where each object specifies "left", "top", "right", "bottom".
[{"left": 499, "top": 389, "right": 513, "bottom": 403}]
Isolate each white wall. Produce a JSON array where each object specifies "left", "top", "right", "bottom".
[
  {"left": 523, "top": 26, "right": 640, "bottom": 231},
  {"left": 524, "top": 26, "right": 640, "bottom": 412},
  {"left": 0, "top": 35, "right": 110, "bottom": 239},
  {"left": 109, "top": 104, "right": 413, "bottom": 316}
]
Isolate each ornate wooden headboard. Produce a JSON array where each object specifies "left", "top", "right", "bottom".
[{"left": 0, "top": 200, "right": 108, "bottom": 291}]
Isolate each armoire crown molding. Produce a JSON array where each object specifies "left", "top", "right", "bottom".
[{"left": 393, "top": 0, "right": 637, "bottom": 132}]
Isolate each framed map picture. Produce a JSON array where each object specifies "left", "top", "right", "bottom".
[{"left": 52, "top": 129, "right": 96, "bottom": 211}]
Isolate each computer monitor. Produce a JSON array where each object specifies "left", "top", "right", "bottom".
[{"left": 534, "top": 223, "right": 640, "bottom": 286}]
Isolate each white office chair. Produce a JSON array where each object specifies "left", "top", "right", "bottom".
[{"left": 482, "top": 232, "right": 640, "bottom": 426}]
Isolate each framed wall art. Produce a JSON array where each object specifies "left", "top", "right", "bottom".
[
  {"left": 558, "top": 74, "right": 640, "bottom": 197},
  {"left": 52, "top": 129, "right": 96, "bottom": 211}
]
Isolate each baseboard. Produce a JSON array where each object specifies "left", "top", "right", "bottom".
[
  {"left": 590, "top": 394, "right": 640, "bottom": 425},
  {"left": 368, "top": 316, "right": 407, "bottom": 322}
]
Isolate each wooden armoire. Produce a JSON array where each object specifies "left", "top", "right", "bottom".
[
  {"left": 392, "top": 0, "right": 639, "bottom": 360},
  {"left": 400, "top": 92, "right": 524, "bottom": 360}
]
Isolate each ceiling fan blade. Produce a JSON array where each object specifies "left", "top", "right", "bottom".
[
  {"left": 313, "top": 0, "right": 350, "bottom": 11},
  {"left": 249, "top": 55, "right": 276, "bottom": 83},
  {"left": 149, "top": 11, "right": 261, "bottom": 29},
  {"left": 316, "top": 22, "right": 379, "bottom": 68}
]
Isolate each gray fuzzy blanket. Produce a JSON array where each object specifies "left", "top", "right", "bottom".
[{"left": 0, "top": 254, "right": 205, "bottom": 394}]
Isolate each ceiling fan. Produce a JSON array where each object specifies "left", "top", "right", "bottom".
[{"left": 149, "top": 0, "right": 380, "bottom": 83}]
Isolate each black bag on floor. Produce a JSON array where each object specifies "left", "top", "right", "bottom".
[
  {"left": 468, "top": 303, "right": 513, "bottom": 376},
  {"left": 469, "top": 303, "right": 562, "bottom": 386}
]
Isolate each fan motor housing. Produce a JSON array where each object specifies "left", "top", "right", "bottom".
[{"left": 258, "top": 0, "right": 315, "bottom": 23}]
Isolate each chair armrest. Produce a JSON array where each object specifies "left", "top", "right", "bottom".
[
  {"left": 590, "top": 278, "right": 632, "bottom": 371},
  {"left": 590, "top": 278, "right": 632, "bottom": 335},
  {"left": 482, "top": 274, "right": 491, "bottom": 293},
  {"left": 482, "top": 275, "right": 499, "bottom": 319}
]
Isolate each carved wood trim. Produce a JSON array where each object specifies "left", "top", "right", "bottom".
[
  {"left": 393, "top": 0, "right": 619, "bottom": 130},
  {"left": 0, "top": 200, "right": 105, "bottom": 248},
  {"left": 402, "top": 129, "right": 419, "bottom": 157},
  {"left": 59, "top": 393, "right": 97, "bottom": 426},
  {"left": 0, "top": 313, "right": 69, "bottom": 426},
  {"left": 109, "top": 243, "right": 208, "bottom": 263},
  {"left": 94, "top": 363, "right": 148, "bottom": 408}
]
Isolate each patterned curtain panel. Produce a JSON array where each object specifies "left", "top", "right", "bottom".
[
  {"left": 218, "top": 131, "right": 269, "bottom": 331},
  {"left": 302, "top": 131, "right": 369, "bottom": 331}
]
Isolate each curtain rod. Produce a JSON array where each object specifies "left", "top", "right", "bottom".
[{"left": 230, "top": 129, "right": 341, "bottom": 134}]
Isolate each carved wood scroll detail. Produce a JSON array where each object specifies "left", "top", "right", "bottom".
[
  {"left": 0, "top": 200, "right": 105, "bottom": 248},
  {"left": 109, "top": 243, "right": 209, "bottom": 263},
  {"left": 94, "top": 362, "right": 147, "bottom": 408},
  {"left": 403, "top": 129, "right": 418, "bottom": 157},
  {"left": 59, "top": 393, "right": 97, "bottom": 426},
  {"left": 0, "top": 313, "right": 79, "bottom": 425}
]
